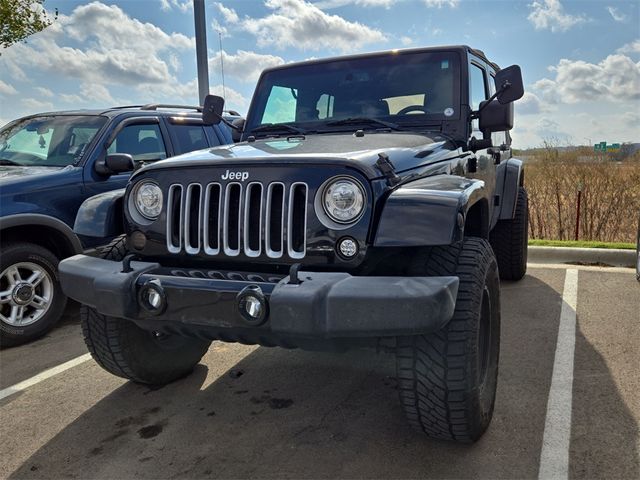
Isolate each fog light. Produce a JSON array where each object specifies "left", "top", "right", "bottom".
[
  {"left": 139, "top": 280, "right": 166, "bottom": 314},
  {"left": 337, "top": 237, "right": 358, "bottom": 259},
  {"left": 130, "top": 231, "right": 147, "bottom": 250},
  {"left": 237, "top": 285, "right": 268, "bottom": 325}
]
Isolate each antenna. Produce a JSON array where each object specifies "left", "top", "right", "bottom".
[{"left": 218, "top": 31, "right": 226, "bottom": 100}]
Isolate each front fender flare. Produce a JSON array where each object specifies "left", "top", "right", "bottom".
[
  {"left": 74, "top": 189, "right": 125, "bottom": 237},
  {"left": 373, "top": 175, "right": 486, "bottom": 247},
  {"left": 497, "top": 158, "right": 524, "bottom": 220}
]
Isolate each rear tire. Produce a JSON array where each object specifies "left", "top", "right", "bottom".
[
  {"left": 491, "top": 186, "right": 528, "bottom": 281},
  {"left": 396, "top": 237, "right": 500, "bottom": 443},
  {"left": 81, "top": 236, "right": 211, "bottom": 385}
]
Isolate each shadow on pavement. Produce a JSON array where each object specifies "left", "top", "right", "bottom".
[
  {"left": 570, "top": 327, "right": 639, "bottom": 479},
  {"left": 8, "top": 273, "right": 638, "bottom": 479}
]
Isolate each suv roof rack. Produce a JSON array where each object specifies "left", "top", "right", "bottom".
[
  {"left": 109, "top": 105, "right": 146, "bottom": 110},
  {"left": 140, "top": 103, "right": 203, "bottom": 112}
]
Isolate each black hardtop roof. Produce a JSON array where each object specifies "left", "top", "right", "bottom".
[{"left": 260, "top": 45, "right": 501, "bottom": 75}]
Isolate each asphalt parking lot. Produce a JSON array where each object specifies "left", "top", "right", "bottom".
[{"left": 1, "top": 264, "right": 638, "bottom": 479}]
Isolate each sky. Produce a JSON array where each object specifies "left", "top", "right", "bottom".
[{"left": 0, "top": 0, "right": 638, "bottom": 148}]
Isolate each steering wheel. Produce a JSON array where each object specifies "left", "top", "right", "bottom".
[{"left": 396, "top": 105, "right": 430, "bottom": 115}]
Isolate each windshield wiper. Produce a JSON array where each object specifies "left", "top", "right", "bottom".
[
  {"left": 250, "top": 123, "right": 307, "bottom": 136},
  {"left": 324, "top": 117, "right": 401, "bottom": 131},
  {"left": 0, "top": 158, "right": 22, "bottom": 166}
]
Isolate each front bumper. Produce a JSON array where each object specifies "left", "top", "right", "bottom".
[{"left": 59, "top": 255, "right": 459, "bottom": 339}]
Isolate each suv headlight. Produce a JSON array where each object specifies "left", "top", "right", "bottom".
[
  {"left": 133, "top": 181, "right": 163, "bottom": 220},
  {"left": 321, "top": 177, "right": 365, "bottom": 224}
]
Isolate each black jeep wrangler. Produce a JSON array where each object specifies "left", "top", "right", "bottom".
[{"left": 59, "top": 46, "right": 527, "bottom": 443}]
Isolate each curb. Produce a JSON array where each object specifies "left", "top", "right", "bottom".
[{"left": 528, "top": 246, "right": 636, "bottom": 268}]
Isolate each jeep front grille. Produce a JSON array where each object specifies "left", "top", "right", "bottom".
[{"left": 166, "top": 182, "right": 308, "bottom": 259}]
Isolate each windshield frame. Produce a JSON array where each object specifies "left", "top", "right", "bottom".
[
  {"left": 0, "top": 114, "right": 109, "bottom": 168},
  {"left": 244, "top": 48, "right": 463, "bottom": 138}
]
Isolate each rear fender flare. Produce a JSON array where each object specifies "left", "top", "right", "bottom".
[{"left": 373, "top": 175, "right": 486, "bottom": 247}]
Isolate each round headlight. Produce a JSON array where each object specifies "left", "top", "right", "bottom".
[
  {"left": 322, "top": 177, "right": 365, "bottom": 224},
  {"left": 134, "top": 181, "right": 163, "bottom": 219}
]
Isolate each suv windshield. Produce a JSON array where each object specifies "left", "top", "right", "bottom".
[
  {"left": 0, "top": 115, "right": 107, "bottom": 167},
  {"left": 246, "top": 50, "right": 461, "bottom": 136}
]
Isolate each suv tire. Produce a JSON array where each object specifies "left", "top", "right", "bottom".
[
  {"left": 397, "top": 237, "right": 500, "bottom": 443},
  {"left": 0, "top": 242, "right": 67, "bottom": 347},
  {"left": 490, "top": 186, "right": 528, "bottom": 281},
  {"left": 81, "top": 236, "right": 211, "bottom": 385}
]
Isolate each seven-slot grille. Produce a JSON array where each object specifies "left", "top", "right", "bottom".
[{"left": 166, "top": 181, "right": 308, "bottom": 259}]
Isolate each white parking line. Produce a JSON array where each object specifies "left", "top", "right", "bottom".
[
  {"left": 538, "top": 268, "right": 579, "bottom": 480},
  {"left": 0, "top": 353, "right": 92, "bottom": 401}
]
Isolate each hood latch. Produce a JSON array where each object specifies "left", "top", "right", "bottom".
[{"left": 375, "top": 153, "right": 400, "bottom": 187}]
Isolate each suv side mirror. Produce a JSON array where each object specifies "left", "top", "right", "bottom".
[
  {"left": 479, "top": 99, "right": 514, "bottom": 133},
  {"left": 202, "top": 95, "right": 225, "bottom": 125},
  {"left": 95, "top": 153, "right": 134, "bottom": 176},
  {"left": 231, "top": 118, "right": 245, "bottom": 142},
  {"left": 494, "top": 65, "right": 524, "bottom": 104}
]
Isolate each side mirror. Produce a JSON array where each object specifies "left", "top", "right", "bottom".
[
  {"left": 479, "top": 99, "right": 514, "bottom": 133},
  {"left": 231, "top": 118, "right": 245, "bottom": 142},
  {"left": 494, "top": 65, "right": 524, "bottom": 104},
  {"left": 95, "top": 153, "right": 134, "bottom": 176},
  {"left": 202, "top": 95, "right": 225, "bottom": 125}
]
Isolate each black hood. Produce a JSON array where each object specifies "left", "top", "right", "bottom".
[{"left": 140, "top": 131, "right": 460, "bottom": 180}]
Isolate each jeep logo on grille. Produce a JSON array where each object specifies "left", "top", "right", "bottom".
[{"left": 221, "top": 170, "right": 249, "bottom": 181}]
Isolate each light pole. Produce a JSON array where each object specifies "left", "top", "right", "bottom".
[{"left": 193, "top": 0, "right": 209, "bottom": 105}]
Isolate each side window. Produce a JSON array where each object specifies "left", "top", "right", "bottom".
[
  {"left": 108, "top": 123, "right": 167, "bottom": 162},
  {"left": 172, "top": 125, "right": 209, "bottom": 154},
  {"left": 316, "top": 94, "right": 334, "bottom": 119},
  {"left": 469, "top": 63, "right": 488, "bottom": 133},
  {"left": 262, "top": 86, "right": 297, "bottom": 124}
]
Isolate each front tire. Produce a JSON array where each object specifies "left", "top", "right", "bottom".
[
  {"left": 396, "top": 237, "right": 501, "bottom": 443},
  {"left": 0, "top": 243, "right": 67, "bottom": 347},
  {"left": 81, "top": 236, "right": 211, "bottom": 385}
]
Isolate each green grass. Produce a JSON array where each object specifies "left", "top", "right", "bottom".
[{"left": 528, "top": 239, "right": 636, "bottom": 250}]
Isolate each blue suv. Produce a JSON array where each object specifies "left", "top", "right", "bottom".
[{"left": 0, "top": 104, "right": 236, "bottom": 346}]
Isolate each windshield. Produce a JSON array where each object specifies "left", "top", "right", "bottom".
[
  {"left": 246, "top": 50, "right": 461, "bottom": 135},
  {"left": 0, "top": 115, "right": 107, "bottom": 167}
]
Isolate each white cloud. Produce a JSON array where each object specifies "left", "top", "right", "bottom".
[
  {"left": 59, "top": 93, "right": 84, "bottom": 104},
  {"left": 607, "top": 6, "right": 627, "bottom": 22},
  {"left": 400, "top": 36, "right": 413, "bottom": 46},
  {"left": 34, "top": 87, "right": 54, "bottom": 98},
  {"left": 209, "top": 50, "right": 285, "bottom": 83},
  {"left": 423, "top": 0, "right": 459, "bottom": 7},
  {"left": 3, "top": 2, "right": 193, "bottom": 89},
  {"left": 314, "top": 0, "right": 397, "bottom": 8},
  {"left": 22, "top": 98, "right": 54, "bottom": 112},
  {"left": 81, "top": 83, "right": 115, "bottom": 104},
  {"left": 2, "top": 2, "right": 196, "bottom": 106},
  {"left": 215, "top": 2, "right": 239, "bottom": 23},
  {"left": 0, "top": 80, "right": 18, "bottom": 95},
  {"left": 217, "top": 0, "right": 386, "bottom": 51},
  {"left": 515, "top": 91, "right": 543, "bottom": 115},
  {"left": 533, "top": 54, "right": 640, "bottom": 103},
  {"left": 160, "top": 0, "right": 192, "bottom": 12},
  {"left": 535, "top": 117, "right": 572, "bottom": 143},
  {"left": 617, "top": 39, "right": 640, "bottom": 55},
  {"left": 527, "top": 0, "right": 587, "bottom": 32}
]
